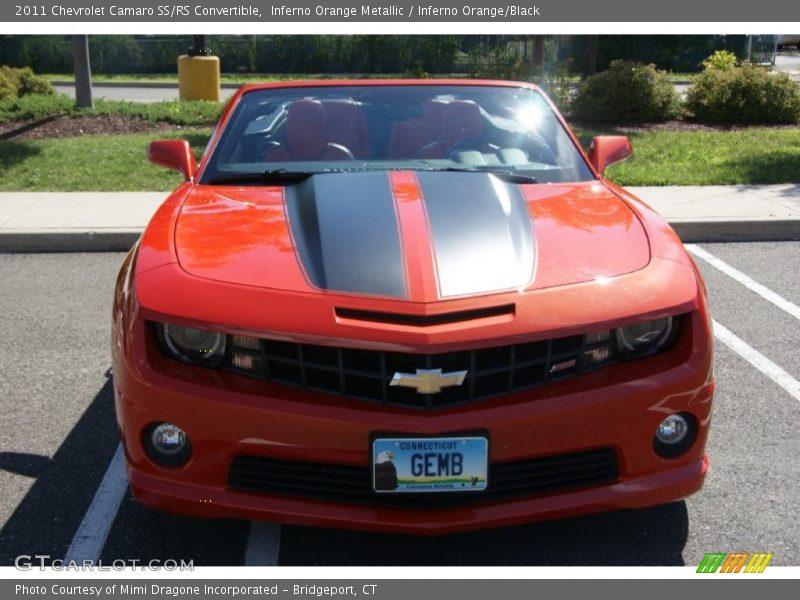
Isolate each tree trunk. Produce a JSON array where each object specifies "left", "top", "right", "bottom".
[
  {"left": 72, "top": 35, "right": 93, "bottom": 109},
  {"left": 583, "top": 35, "right": 598, "bottom": 76},
  {"left": 533, "top": 36, "right": 545, "bottom": 69}
]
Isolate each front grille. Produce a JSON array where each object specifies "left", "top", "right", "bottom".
[
  {"left": 229, "top": 448, "right": 619, "bottom": 508},
  {"left": 224, "top": 331, "right": 616, "bottom": 410}
]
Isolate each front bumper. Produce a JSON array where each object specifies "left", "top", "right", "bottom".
[
  {"left": 128, "top": 456, "right": 707, "bottom": 535},
  {"left": 113, "top": 311, "right": 714, "bottom": 535}
]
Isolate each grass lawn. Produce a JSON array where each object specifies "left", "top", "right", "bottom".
[
  {"left": 1, "top": 127, "right": 799, "bottom": 191},
  {"left": 575, "top": 128, "right": 800, "bottom": 186},
  {"left": 0, "top": 129, "right": 211, "bottom": 192}
]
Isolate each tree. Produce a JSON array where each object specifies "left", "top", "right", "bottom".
[
  {"left": 583, "top": 35, "right": 598, "bottom": 76},
  {"left": 72, "top": 35, "right": 93, "bottom": 109},
  {"left": 532, "top": 36, "right": 544, "bottom": 69}
]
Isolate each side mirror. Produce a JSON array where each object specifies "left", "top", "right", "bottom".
[
  {"left": 147, "top": 140, "right": 197, "bottom": 182},
  {"left": 588, "top": 136, "right": 632, "bottom": 176}
]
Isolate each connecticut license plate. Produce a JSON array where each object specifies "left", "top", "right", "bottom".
[{"left": 372, "top": 436, "right": 488, "bottom": 493}]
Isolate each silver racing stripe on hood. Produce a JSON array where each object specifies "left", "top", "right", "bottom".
[
  {"left": 284, "top": 172, "right": 407, "bottom": 298},
  {"left": 416, "top": 171, "right": 535, "bottom": 298}
]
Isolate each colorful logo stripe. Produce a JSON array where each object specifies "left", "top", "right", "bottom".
[{"left": 697, "top": 552, "right": 773, "bottom": 573}]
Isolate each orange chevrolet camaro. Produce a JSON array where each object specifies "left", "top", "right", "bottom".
[{"left": 111, "top": 80, "right": 714, "bottom": 534}]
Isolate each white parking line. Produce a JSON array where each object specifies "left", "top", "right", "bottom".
[
  {"left": 63, "top": 443, "right": 128, "bottom": 563},
  {"left": 714, "top": 320, "right": 800, "bottom": 403},
  {"left": 686, "top": 244, "right": 800, "bottom": 322},
  {"left": 244, "top": 522, "right": 282, "bottom": 565}
]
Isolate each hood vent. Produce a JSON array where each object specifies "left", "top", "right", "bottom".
[{"left": 335, "top": 304, "right": 515, "bottom": 327}]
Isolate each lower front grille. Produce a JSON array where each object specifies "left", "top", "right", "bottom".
[{"left": 229, "top": 448, "right": 619, "bottom": 508}]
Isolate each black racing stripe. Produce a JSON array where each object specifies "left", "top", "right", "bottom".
[
  {"left": 417, "top": 171, "right": 534, "bottom": 298},
  {"left": 284, "top": 172, "right": 406, "bottom": 298}
]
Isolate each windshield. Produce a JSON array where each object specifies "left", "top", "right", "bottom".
[{"left": 200, "top": 84, "right": 595, "bottom": 184}]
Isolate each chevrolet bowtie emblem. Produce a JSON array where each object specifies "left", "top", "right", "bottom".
[{"left": 389, "top": 368, "right": 468, "bottom": 394}]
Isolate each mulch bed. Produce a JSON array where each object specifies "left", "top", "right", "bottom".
[{"left": 0, "top": 114, "right": 188, "bottom": 141}]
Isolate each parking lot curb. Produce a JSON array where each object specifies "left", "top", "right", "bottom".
[
  {"left": 0, "top": 229, "right": 141, "bottom": 253},
  {"left": 1, "top": 220, "right": 798, "bottom": 253},
  {"left": 670, "top": 220, "right": 800, "bottom": 243},
  {"left": 50, "top": 79, "right": 244, "bottom": 90}
]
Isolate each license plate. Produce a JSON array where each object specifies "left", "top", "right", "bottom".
[{"left": 372, "top": 436, "right": 488, "bottom": 493}]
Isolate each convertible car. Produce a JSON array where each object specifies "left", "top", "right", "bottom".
[{"left": 111, "top": 80, "right": 714, "bottom": 534}]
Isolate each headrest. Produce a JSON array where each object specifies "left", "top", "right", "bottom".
[
  {"left": 441, "top": 100, "right": 483, "bottom": 144},
  {"left": 286, "top": 99, "right": 328, "bottom": 160},
  {"left": 422, "top": 98, "right": 447, "bottom": 122}
]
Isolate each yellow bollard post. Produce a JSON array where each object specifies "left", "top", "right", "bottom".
[{"left": 178, "top": 54, "right": 220, "bottom": 102}]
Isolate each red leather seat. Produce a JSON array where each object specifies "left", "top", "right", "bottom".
[
  {"left": 323, "top": 100, "right": 370, "bottom": 159},
  {"left": 417, "top": 100, "right": 484, "bottom": 159},
  {"left": 389, "top": 100, "right": 486, "bottom": 159},
  {"left": 265, "top": 100, "right": 354, "bottom": 162},
  {"left": 442, "top": 100, "right": 484, "bottom": 147},
  {"left": 388, "top": 99, "right": 446, "bottom": 159}
]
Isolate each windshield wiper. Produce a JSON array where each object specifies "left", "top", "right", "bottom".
[
  {"left": 415, "top": 166, "right": 539, "bottom": 184},
  {"left": 483, "top": 170, "right": 540, "bottom": 184},
  {"left": 206, "top": 169, "right": 316, "bottom": 186}
]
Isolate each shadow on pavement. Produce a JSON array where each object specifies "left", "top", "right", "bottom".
[
  {"left": 774, "top": 183, "right": 800, "bottom": 198},
  {"left": 0, "top": 453, "right": 52, "bottom": 479},
  {"left": 99, "top": 491, "right": 250, "bottom": 566},
  {"left": 0, "top": 375, "right": 119, "bottom": 566},
  {"left": 280, "top": 501, "right": 689, "bottom": 566},
  {"left": 0, "top": 371, "right": 250, "bottom": 567}
]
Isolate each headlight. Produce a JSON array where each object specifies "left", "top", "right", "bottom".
[
  {"left": 158, "top": 323, "right": 226, "bottom": 367},
  {"left": 615, "top": 316, "right": 676, "bottom": 360}
]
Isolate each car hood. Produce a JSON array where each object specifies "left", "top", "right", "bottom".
[{"left": 174, "top": 171, "right": 650, "bottom": 301}]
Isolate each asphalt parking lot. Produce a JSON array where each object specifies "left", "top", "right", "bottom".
[{"left": 0, "top": 243, "right": 798, "bottom": 567}]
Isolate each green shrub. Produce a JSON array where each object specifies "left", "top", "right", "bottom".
[
  {"left": 0, "top": 72, "right": 16, "bottom": 100},
  {"left": 687, "top": 65, "right": 800, "bottom": 124},
  {"left": 0, "top": 65, "right": 55, "bottom": 98},
  {"left": 404, "top": 62, "right": 429, "bottom": 79},
  {"left": 702, "top": 50, "right": 737, "bottom": 71},
  {"left": 15, "top": 68, "right": 55, "bottom": 96},
  {"left": 570, "top": 60, "right": 682, "bottom": 123},
  {"left": 0, "top": 93, "right": 222, "bottom": 126},
  {"left": 91, "top": 99, "right": 222, "bottom": 126},
  {"left": 470, "top": 45, "right": 530, "bottom": 81},
  {"left": 0, "top": 93, "right": 74, "bottom": 121}
]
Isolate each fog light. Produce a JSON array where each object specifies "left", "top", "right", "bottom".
[
  {"left": 653, "top": 413, "right": 696, "bottom": 458},
  {"left": 656, "top": 414, "right": 688, "bottom": 445},
  {"left": 151, "top": 423, "right": 186, "bottom": 454},
  {"left": 144, "top": 422, "right": 191, "bottom": 467}
]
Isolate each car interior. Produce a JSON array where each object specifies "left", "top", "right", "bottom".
[{"left": 205, "top": 86, "right": 594, "bottom": 183}]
